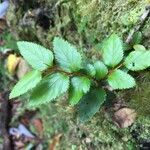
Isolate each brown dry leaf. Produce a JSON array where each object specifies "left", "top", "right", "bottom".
[
  {"left": 32, "top": 118, "right": 43, "bottom": 136},
  {"left": 20, "top": 118, "right": 30, "bottom": 126},
  {"left": 7, "top": 54, "right": 21, "bottom": 74},
  {"left": 16, "top": 58, "right": 31, "bottom": 79},
  {"left": 113, "top": 107, "right": 136, "bottom": 128},
  {"left": 0, "top": 18, "right": 7, "bottom": 33},
  {"left": 49, "top": 134, "right": 62, "bottom": 150},
  {"left": 14, "top": 141, "right": 25, "bottom": 149},
  {"left": 0, "top": 39, "right": 5, "bottom": 46}
]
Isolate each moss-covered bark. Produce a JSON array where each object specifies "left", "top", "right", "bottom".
[{"left": 7, "top": 0, "right": 150, "bottom": 46}]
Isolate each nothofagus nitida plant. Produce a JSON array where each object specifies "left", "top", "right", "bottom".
[{"left": 10, "top": 34, "right": 150, "bottom": 122}]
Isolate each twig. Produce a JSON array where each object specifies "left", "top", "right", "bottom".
[{"left": 125, "top": 5, "right": 150, "bottom": 44}]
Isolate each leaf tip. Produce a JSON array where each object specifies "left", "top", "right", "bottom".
[{"left": 9, "top": 92, "right": 15, "bottom": 99}]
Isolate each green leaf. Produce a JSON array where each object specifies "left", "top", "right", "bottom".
[
  {"left": 85, "top": 64, "right": 96, "bottom": 77},
  {"left": 69, "top": 76, "right": 91, "bottom": 105},
  {"left": 94, "top": 61, "right": 108, "bottom": 79},
  {"left": 132, "top": 32, "right": 142, "bottom": 45},
  {"left": 123, "top": 43, "right": 132, "bottom": 51},
  {"left": 77, "top": 88, "right": 106, "bottom": 122},
  {"left": 28, "top": 73, "right": 69, "bottom": 107},
  {"left": 107, "top": 69, "right": 136, "bottom": 89},
  {"left": 102, "top": 34, "right": 123, "bottom": 67},
  {"left": 17, "top": 41, "right": 54, "bottom": 71},
  {"left": 10, "top": 70, "right": 42, "bottom": 99},
  {"left": 133, "top": 45, "right": 146, "bottom": 51},
  {"left": 124, "top": 50, "right": 150, "bottom": 71},
  {"left": 53, "top": 37, "right": 82, "bottom": 73}
]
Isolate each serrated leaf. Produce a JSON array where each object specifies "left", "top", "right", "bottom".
[
  {"left": 28, "top": 73, "right": 69, "bottom": 107},
  {"left": 108, "top": 69, "right": 136, "bottom": 89},
  {"left": 94, "top": 61, "right": 108, "bottom": 79},
  {"left": 77, "top": 88, "right": 106, "bottom": 122},
  {"left": 10, "top": 70, "right": 42, "bottom": 99},
  {"left": 85, "top": 64, "right": 96, "bottom": 77},
  {"left": 53, "top": 37, "right": 82, "bottom": 73},
  {"left": 69, "top": 76, "right": 91, "bottom": 105},
  {"left": 133, "top": 45, "right": 146, "bottom": 51},
  {"left": 124, "top": 50, "right": 150, "bottom": 71},
  {"left": 17, "top": 41, "right": 54, "bottom": 71},
  {"left": 102, "top": 34, "right": 123, "bottom": 67}
]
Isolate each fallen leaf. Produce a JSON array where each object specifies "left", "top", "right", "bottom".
[
  {"left": 32, "top": 118, "right": 43, "bottom": 136},
  {"left": 49, "top": 134, "right": 62, "bottom": 150},
  {"left": 14, "top": 141, "right": 25, "bottom": 149},
  {"left": 16, "top": 58, "right": 31, "bottom": 79},
  {"left": 113, "top": 107, "right": 136, "bottom": 128},
  {"left": 7, "top": 54, "right": 20, "bottom": 74},
  {"left": 0, "top": 18, "right": 7, "bottom": 33},
  {"left": 0, "top": 39, "right": 5, "bottom": 46}
]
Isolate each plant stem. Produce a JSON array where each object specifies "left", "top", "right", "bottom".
[
  {"left": 45, "top": 66, "right": 84, "bottom": 76},
  {"left": 44, "top": 66, "right": 99, "bottom": 86},
  {"left": 108, "top": 63, "right": 124, "bottom": 75}
]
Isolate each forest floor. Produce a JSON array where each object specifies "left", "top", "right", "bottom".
[{"left": 0, "top": 1, "right": 150, "bottom": 150}]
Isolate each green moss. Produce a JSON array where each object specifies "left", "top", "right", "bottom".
[
  {"left": 7, "top": 0, "right": 148, "bottom": 47},
  {"left": 131, "top": 116, "right": 150, "bottom": 146},
  {"left": 0, "top": 138, "right": 3, "bottom": 144},
  {"left": 0, "top": 138, "right": 3, "bottom": 150},
  {"left": 36, "top": 70, "right": 150, "bottom": 149},
  {"left": 71, "top": 0, "right": 147, "bottom": 43},
  {"left": 37, "top": 103, "right": 137, "bottom": 149},
  {"left": 126, "top": 72, "right": 150, "bottom": 116}
]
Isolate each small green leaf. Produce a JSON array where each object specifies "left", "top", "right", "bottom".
[
  {"left": 94, "top": 61, "right": 108, "bottom": 79},
  {"left": 77, "top": 88, "right": 106, "bottom": 122},
  {"left": 85, "top": 64, "right": 96, "bottom": 77},
  {"left": 69, "top": 76, "right": 91, "bottom": 105},
  {"left": 133, "top": 45, "right": 146, "bottom": 51},
  {"left": 132, "top": 32, "right": 142, "bottom": 45},
  {"left": 17, "top": 41, "right": 54, "bottom": 71},
  {"left": 102, "top": 34, "right": 123, "bottom": 67},
  {"left": 108, "top": 69, "right": 136, "bottom": 89},
  {"left": 123, "top": 43, "right": 132, "bottom": 51},
  {"left": 10, "top": 70, "right": 42, "bottom": 99},
  {"left": 53, "top": 37, "right": 82, "bottom": 73},
  {"left": 28, "top": 73, "right": 69, "bottom": 107},
  {"left": 124, "top": 50, "right": 150, "bottom": 71}
]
